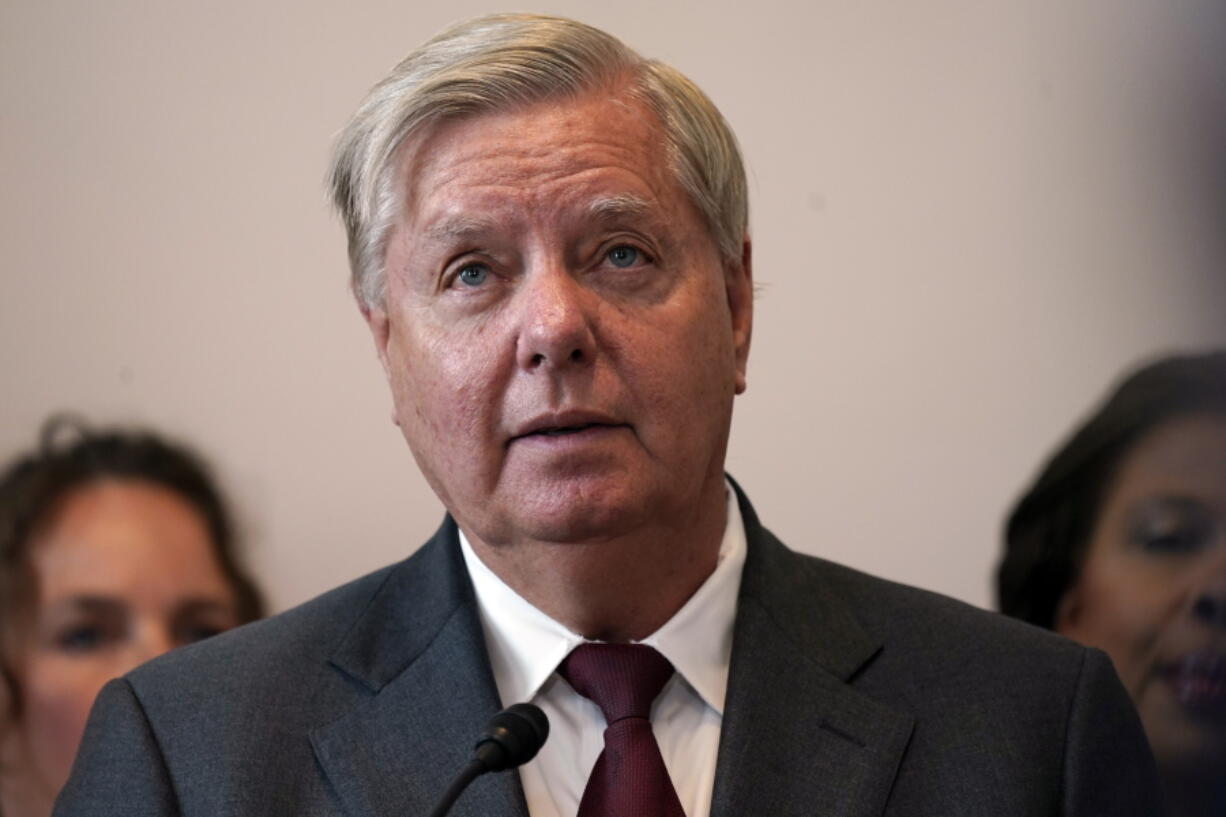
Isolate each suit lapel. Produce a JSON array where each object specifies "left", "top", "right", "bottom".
[
  {"left": 310, "top": 519, "right": 530, "bottom": 817},
  {"left": 711, "top": 487, "right": 914, "bottom": 817},
  {"left": 307, "top": 491, "right": 911, "bottom": 817}
]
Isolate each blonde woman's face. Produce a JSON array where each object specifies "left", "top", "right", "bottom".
[{"left": 1, "top": 480, "right": 240, "bottom": 812}]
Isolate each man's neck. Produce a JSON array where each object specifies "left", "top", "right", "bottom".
[{"left": 463, "top": 487, "right": 729, "bottom": 643}]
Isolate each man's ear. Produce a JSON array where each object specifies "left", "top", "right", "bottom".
[
  {"left": 727, "top": 236, "right": 754, "bottom": 395},
  {"left": 360, "top": 299, "right": 401, "bottom": 427},
  {"left": 360, "top": 298, "right": 393, "bottom": 382}
]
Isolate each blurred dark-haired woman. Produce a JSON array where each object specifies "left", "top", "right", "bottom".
[
  {"left": 0, "top": 417, "right": 264, "bottom": 817},
  {"left": 999, "top": 352, "right": 1226, "bottom": 817}
]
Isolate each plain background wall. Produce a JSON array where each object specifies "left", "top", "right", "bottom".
[{"left": 2, "top": 0, "right": 1224, "bottom": 613}]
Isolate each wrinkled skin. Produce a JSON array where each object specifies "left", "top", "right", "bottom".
[{"left": 363, "top": 85, "right": 752, "bottom": 639}]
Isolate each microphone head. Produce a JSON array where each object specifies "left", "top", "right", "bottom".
[{"left": 473, "top": 703, "right": 550, "bottom": 772}]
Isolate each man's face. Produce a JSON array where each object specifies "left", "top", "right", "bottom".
[{"left": 364, "top": 88, "right": 752, "bottom": 548}]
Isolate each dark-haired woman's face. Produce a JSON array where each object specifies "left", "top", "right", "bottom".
[
  {"left": 1058, "top": 413, "right": 1226, "bottom": 779},
  {"left": 0, "top": 479, "right": 241, "bottom": 815}
]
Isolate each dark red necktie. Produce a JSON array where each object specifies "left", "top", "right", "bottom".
[{"left": 558, "top": 643, "right": 687, "bottom": 817}]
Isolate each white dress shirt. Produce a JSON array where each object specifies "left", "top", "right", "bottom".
[{"left": 458, "top": 485, "right": 747, "bottom": 817}]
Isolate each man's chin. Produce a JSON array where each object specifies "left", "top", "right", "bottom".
[{"left": 470, "top": 483, "right": 656, "bottom": 546}]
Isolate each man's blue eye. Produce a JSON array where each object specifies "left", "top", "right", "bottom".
[
  {"left": 607, "top": 246, "right": 640, "bottom": 268},
  {"left": 457, "top": 264, "right": 488, "bottom": 286}
]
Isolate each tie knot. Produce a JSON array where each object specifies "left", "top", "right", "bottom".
[{"left": 558, "top": 644, "right": 675, "bottom": 724}]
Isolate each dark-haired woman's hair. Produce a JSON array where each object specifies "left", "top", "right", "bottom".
[
  {"left": 998, "top": 351, "right": 1226, "bottom": 628},
  {"left": 0, "top": 416, "right": 265, "bottom": 717}
]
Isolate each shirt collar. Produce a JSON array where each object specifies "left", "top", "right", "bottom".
[{"left": 459, "top": 482, "right": 746, "bottom": 715}]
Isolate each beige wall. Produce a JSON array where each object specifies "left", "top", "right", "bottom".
[{"left": 2, "top": 0, "right": 1224, "bottom": 612}]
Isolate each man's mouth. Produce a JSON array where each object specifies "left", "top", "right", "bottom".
[
  {"left": 510, "top": 411, "right": 628, "bottom": 445},
  {"left": 530, "top": 423, "right": 609, "bottom": 437}
]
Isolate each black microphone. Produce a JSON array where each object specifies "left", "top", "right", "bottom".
[{"left": 426, "top": 703, "right": 549, "bottom": 817}]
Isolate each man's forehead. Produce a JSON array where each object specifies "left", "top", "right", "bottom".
[
  {"left": 418, "top": 192, "right": 658, "bottom": 242},
  {"left": 402, "top": 91, "right": 669, "bottom": 193},
  {"left": 402, "top": 134, "right": 680, "bottom": 244}
]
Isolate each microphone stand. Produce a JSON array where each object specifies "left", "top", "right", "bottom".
[
  {"left": 427, "top": 759, "right": 486, "bottom": 817},
  {"left": 426, "top": 703, "right": 549, "bottom": 817}
]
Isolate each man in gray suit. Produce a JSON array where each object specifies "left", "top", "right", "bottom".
[{"left": 57, "top": 13, "right": 1161, "bottom": 817}]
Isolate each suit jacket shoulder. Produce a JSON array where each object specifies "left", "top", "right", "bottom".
[{"left": 712, "top": 491, "right": 1162, "bottom": 817}]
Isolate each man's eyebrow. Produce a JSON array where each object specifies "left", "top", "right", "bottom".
[
  {"left": 422, "top": 215, "right": 501, "bottom": 244},
  {"left": 422, "top": 196, "right": 655, "bottom": 244},
  {"left": 586, "top": 194, "right": 654, "bottom": 222}
]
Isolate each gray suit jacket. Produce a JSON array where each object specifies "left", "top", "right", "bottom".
[{"left": 55, "top": 488, "right": 1162, "bottom": 816}]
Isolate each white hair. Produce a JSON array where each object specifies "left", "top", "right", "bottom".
[{"left": 328, "top": 13, "right": 748, "bottom": 309}]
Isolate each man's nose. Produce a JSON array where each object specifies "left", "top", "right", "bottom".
[{"left": 515, "top": 264, "right": 596, "bottom": 372}]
